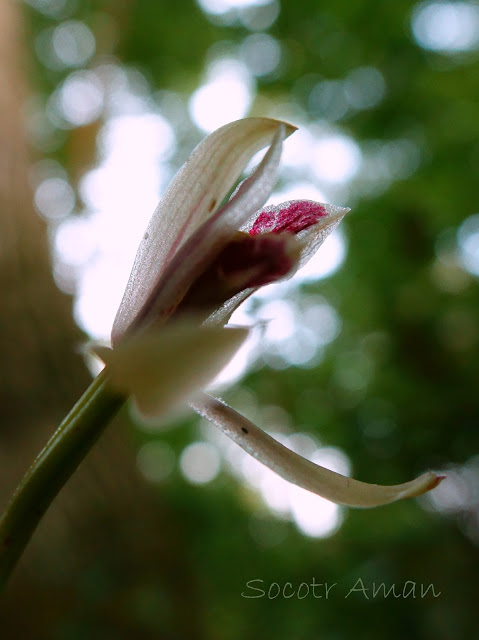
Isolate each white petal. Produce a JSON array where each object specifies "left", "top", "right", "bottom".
[
  {"left": 94, "top": 324, "right": 249, "bottom": 423},
  {"left": 113, "top": 118, "right": 296, "bottom": 344},
  {"left": 121, "top": 124, "right": 288, "bottom": 340},
  {"left": 190, "top": 394, "right": 444, "bottom": 508}
]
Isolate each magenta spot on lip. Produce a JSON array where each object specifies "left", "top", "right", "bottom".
[{"left": 249, "top": 201, "right": 327, "bottom": 237}]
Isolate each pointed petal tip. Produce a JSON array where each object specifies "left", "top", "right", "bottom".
[
  {"left": 264, "top": 117, "right": 297, "bottom": 137},
  {"left": 396, "top": 471, "right": 446, "bottom": 501},
  {"left": 327, "top": 204, "right": 351, "bottom": 219},
  {"left": 430, "top": 473, "right": 446, "bottom": 489},
  {"left": 311, "top": 202, "right": 351, "bottom": 232},
  {"left": 282, "top": 121, "right": 298, "bottom": 137},
  {"left": 424, "top": 471, "right": 447, "bottom": 490}
]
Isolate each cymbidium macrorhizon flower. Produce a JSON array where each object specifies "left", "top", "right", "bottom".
[{"left": 96, "top": 117, "right": 443, "bottom": 508}]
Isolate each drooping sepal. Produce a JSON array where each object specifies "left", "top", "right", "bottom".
[{"left": 191, "top": 394, "right": 444, "bottom": 508}]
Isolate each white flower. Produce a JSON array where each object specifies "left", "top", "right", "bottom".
[{"left": 95, "top": 117, "right": 443, "bottom": 508}]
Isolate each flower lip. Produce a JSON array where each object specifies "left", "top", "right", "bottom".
[
  {"left": 218, "top": 233, "right": 299, "bottom": 287},
  {"left": 175, "top": 232, "right": 301, "bottom": 318},
  {"left": 249, "top": 200, "right": 329, "bottom": 236}
]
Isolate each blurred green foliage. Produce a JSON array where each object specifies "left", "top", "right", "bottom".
[{"left": 19, "top": 0, "right": 479, "bottom": 637}]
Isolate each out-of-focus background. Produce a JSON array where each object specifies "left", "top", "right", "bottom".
[{"left": 1, "top": 0, "right": 478, "bottom": 637}]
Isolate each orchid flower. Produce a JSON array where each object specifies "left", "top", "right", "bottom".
[
  {"left": 0, "top": 118, "right": 445, "bottom": 590},
  {"left": 95, "top": 117, "right": 443, "bottom": 508}
]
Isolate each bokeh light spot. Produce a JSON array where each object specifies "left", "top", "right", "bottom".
[
  {"left": 302, "top": 302, "right": 342, "bottom": 346},
  {"left": 288, "top": 485, "right": 343, "bottom": 538},
  {"left": 238, "top": 0, "right": 280, "bottom": 30},
  {"left": 313, "top": 135, "right": 362, "bottom": 184},
  {"left": 240, "top": 33, "right": 281, "bottom": 76},
  {"left": 309, "top": 80, "right": 349, "bottom": 121},
  {"left": 52, "top": 20, "right": 96, "bottom": 67},
  {"left": 180, "top": 442, "right": 221, "bottom": 485},
  {"left": 34, "top": 177, "right": 75, "bottom": 220},
  {"left": 411, "top": 1, "right": 479, "bottom": 53},
  {"left": 198, "top": 0, "right": 272, "bottom": 15},
  {"left": 137, "top": 442, "right": 175, "bottom": 483},
  {"left": 57, "top": 71, "right": 104, "bottom": 126},
  {"left": 344, "top": 66, "right": 386, "bottom": 110},
  {"left": 26, "top": 0, "right": 75, "bottom": 18},
  {"left": 189, "top": 59, "right": 254, "bottom": 132},
  {"left": 457, "top": 214, "right": 479, "bottom": 276},
  {"left": 55, "top": 217, "right": 97, "bottom": 267},
  {"left": 100, "top": 113, "right": 175, "bottom": 162}
]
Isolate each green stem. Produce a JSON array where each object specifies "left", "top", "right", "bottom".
[{"left": 0, "top": 369, "right": 126, "bottom": 590}]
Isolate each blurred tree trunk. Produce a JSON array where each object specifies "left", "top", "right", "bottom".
[
  {"left": 0, "top": 0, "right": 138, "bottom": 564},
  {"left": 0, "top": 2, "right": 205, "bottom": 638},
  {"left": 0, "top": 0, "right": 92, "bottom": 463}
]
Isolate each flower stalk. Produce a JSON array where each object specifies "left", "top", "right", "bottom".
[{"left": 0, "top": 370, "right": 126, "bottom": 589}]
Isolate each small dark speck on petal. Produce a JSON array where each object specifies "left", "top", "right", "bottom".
[
  {"left": 208, "top": 199, "right": 217, "bottom": 212},
  {"left": 241, "top": 427, "right": 248, "bottom": 434},
  {"left": 144, "top": 232, "right": 149, "bottom": 240}
]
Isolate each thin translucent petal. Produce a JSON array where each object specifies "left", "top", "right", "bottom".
[
  {"left": 113, "top": 118, "right": 296, "bottom": 344},
  {"left": 123, "top": 125, "right": 288, "bottom": 340},
  {"left": 190, "top": 394, "right": 444, "bottom": 508},
  {"left": 294, "top": 203, "right": 350, "bottom": 269},
  {"left": 94, "top": 325, "right": 249, "bottom": 423},
  {"left": 202, "top": 289, "right": 254, "bottom": 328}
]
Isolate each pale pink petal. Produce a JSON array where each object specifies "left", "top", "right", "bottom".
[
  {"left": 113, "top": 118, "right": 296, "bottom": 344},
  {"left": 94, "top": 324, "right": 249, "bottom": 423},
  {"left": 120, "top": 124, "right": 288, "bottom": 342},
  {"left": 190, "top": 394, "right": 444, "bottom": 508}
]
